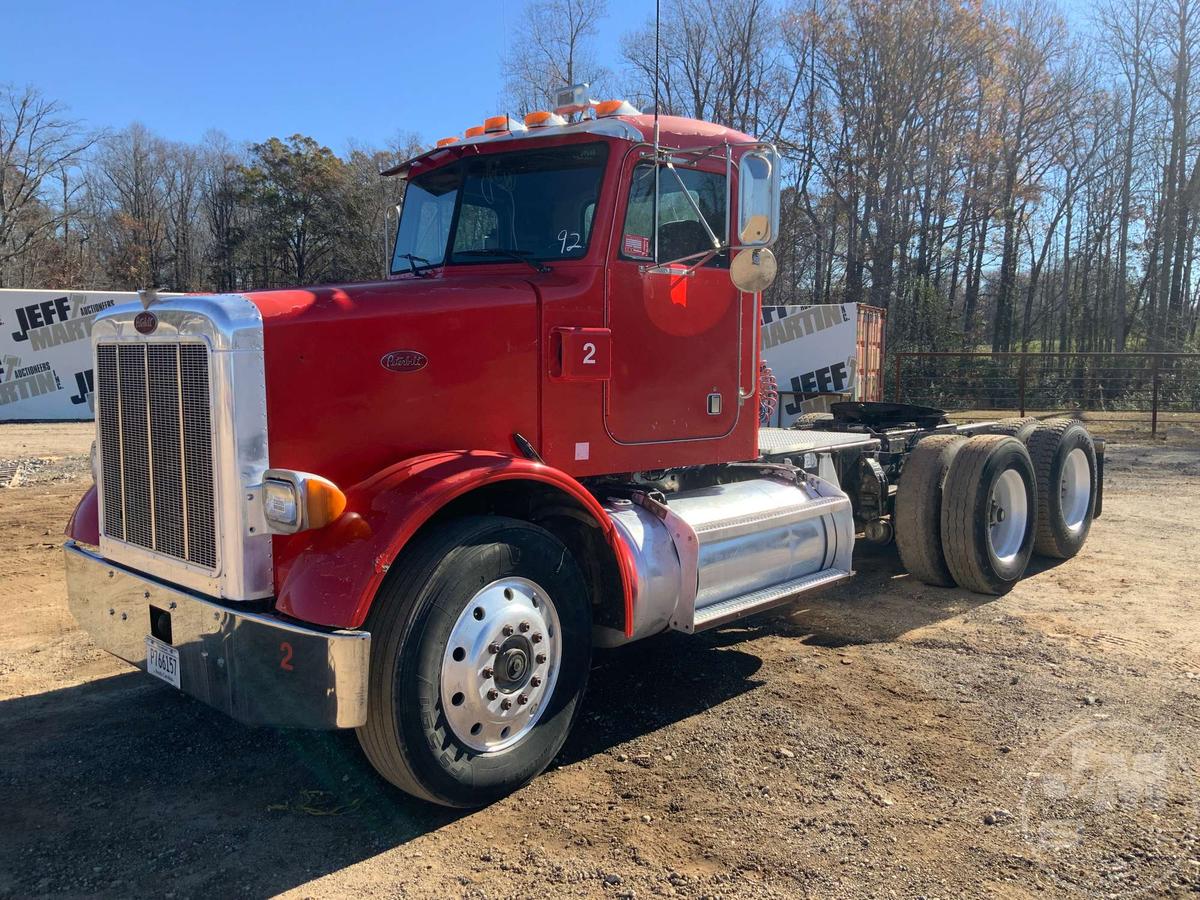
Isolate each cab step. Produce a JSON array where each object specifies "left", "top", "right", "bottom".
[{"left": 691, "top": 567, "right": 852, "bottom": 631}]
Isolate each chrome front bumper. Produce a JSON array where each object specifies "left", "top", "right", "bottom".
[{"left": 64, "top": 541, "right": 370, "bottom": 729}]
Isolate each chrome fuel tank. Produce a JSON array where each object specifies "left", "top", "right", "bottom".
[{"left": 598, "top": 474, "right": 854, "bottom": 645}]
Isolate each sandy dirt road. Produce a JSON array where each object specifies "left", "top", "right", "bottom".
[{"left": 1, "top": 423, "right": 1198, "bottom": 898}]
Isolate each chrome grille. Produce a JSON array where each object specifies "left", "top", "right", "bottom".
[{"left": 95, "top": 342, "right": 217, "bottom": 569}]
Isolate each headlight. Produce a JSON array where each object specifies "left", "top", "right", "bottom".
[
  {"left": 262, "top": 479, "right": 300, "bottom": 530},
  {"left": 261, "top": 470, "right": 346, "bottom": 534}
]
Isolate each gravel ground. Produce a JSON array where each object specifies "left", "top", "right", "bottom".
[{"left": 1, "top": 422, "right": 1198, "bottom": 898}]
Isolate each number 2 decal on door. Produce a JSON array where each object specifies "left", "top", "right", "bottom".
[{"left": 551, "top": 327, "right": 611, "bottom": 381}]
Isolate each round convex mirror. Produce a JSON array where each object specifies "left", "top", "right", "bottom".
[{"left": 730, "top": 247, "right": 778, "bottom": 292}]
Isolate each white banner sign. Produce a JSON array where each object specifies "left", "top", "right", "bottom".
[
  {"left": 0, "top": 289, "right": 168, "bottom": 421},
  {"left": 761, "top": 303, "right": 858, "bottom": 426}
]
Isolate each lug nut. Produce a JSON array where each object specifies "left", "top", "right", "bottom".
[
  {"left": 536, "top": 653, "right": 547, "bottom": 665},
  {"left": 518, "top": 621, "right": 530, "bottom": 633},
  {"left": 517, "top": 694, "right": 528, "bottom": 705},
  {"left": 531, "top": 676, "right": 542, "bottom": 687},
  {"left": 488, "top": 642, "right": 501, "bottom": 654},
  {"left": 487, "top": 688, "right": 499, "bottom": 701},
  {"left": 481, "top": 667, "right": 494, "bottom": 679},
  {"left": 502, "top": 624, "right": 514, "bottom": 637},
  {"left": 531, "top": 633, "right": 543, "bottom": 644},
  {"left": 500, "top": 698, "right": 513, "bottom": 710}
]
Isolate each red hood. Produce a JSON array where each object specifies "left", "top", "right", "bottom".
[{"left": 246, "top": 276, "right": 541, "bottom": 492}]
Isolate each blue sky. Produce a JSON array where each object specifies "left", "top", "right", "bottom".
[
  {"left": 1, "top": 0, "right": 652, "bottom": 152},
  {"left": 4, "top": 0, "right": 1094, "bottom": 153}
]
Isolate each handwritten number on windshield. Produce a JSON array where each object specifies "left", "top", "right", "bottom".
[{"left": 557, "top": 229, "right": 582, "bottom": 254}]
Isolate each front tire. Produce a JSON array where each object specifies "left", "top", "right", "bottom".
[{"left": 357, "top": 516, "right": 592, "bottom": 808}]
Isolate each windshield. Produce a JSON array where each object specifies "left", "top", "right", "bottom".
[{"left": 391, "top": 142, "right": 609, "bottom": 275}]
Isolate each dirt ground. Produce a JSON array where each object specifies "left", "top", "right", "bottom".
[{"left": 1, "top": 420, "right": 1199, "bottom": 899}]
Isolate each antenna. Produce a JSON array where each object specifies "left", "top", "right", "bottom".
[
  {"left": 652, "top": 0, "right": 661, "bottom": 264},
  {"left": 653, "top": 0, "right": 661, "bottom": 150}
]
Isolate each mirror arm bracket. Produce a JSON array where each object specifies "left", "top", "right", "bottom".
[{"left": 640, "top": 247, "right": 723, "bottom": 277}]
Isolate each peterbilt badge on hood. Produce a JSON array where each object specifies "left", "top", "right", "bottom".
[{"left": 380, "top": 350, "right": 427, "bottom": 373}]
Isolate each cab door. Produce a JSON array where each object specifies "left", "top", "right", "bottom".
[{"left": 604, "top": 153, "right": 744, "bottom": 444}]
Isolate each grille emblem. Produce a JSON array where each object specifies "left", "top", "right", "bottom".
[
  {"left": 134, "top": 312, "right": 158, "bottom": 334},
  {"left": 380, "top": 350, "right": 427, "bottom": 373}
]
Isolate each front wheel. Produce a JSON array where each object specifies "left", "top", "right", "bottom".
[{"left": 357, "top": 516, "right": 592, "bottom": 807}]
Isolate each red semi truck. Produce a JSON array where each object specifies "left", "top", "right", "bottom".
[{"left": 64, "top": 92, "right": 1102, "bottom": 807}]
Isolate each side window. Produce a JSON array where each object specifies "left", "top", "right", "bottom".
[{"left": 619, "top": 163, "right": 728, "bottom": 268}]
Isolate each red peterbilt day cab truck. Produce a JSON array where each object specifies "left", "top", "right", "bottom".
[{"left": 64, "top": 92, "right": 1103, "bottom": 807}]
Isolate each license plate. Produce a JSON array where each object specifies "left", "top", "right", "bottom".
[{"left": 145, "top": 635, "right": 181, "bottom": 689}]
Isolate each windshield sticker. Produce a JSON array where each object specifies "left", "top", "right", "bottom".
[
  {"left": 623, "top": 234, "right": 651, "bottom": 258},
  {"left": 557, "top": 229, "right": 583, "bottom": 254}
]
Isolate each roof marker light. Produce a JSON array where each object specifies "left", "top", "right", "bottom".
[
  {"left": 484, "top": 114, "right": 527, "bottom": 134},
  {"left": 524, "top": 110, "right": 567, "bottom": 128},
  {"left": 435, "top": 136, "right": 459, "bottom": 147},
  {"left": 595, "top": 99, "right": 640, "bottom": 118},
  {"left": 464, "top": 125, "right": 486, "bottom": 138}
]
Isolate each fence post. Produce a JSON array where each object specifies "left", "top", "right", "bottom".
[
  {"left": 1018, "top": 354, "right": 1028, "bottom": 417},
  {"left": 1151, "top": 355, "right": 1160, "bottom": 437},
  {"left": 893, "top": 353, "right": 902, "bottom": 402}
]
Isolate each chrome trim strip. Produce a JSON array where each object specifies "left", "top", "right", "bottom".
[
  {"left": 175, "top": 347, "right": 190, "bottom": 561},
  {"left": 64, "top": 541, "right": 369, "bottom": 729}
]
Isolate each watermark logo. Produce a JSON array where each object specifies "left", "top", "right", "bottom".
[{"left": 1019, "top": 715, "right": 1193, "bottom": 896}]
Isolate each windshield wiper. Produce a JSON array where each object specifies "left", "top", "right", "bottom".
[
  {"left": 396, "top": 253, "right": 434, "bottom": 277},
  {"left": 456, "top": 249, "right": 551, "bottom": 274}
]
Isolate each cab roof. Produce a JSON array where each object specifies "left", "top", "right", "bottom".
[{"left": 381, "top": 114, "right": 758, "bottom": 180}]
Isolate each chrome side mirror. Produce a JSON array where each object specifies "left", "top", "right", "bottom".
[{"left": 737, "top": 149, "right": 781, "bottom": 247}]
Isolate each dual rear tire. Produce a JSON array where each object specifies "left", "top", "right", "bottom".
[
  {"left": 898, "top": 435, "right": 1036, "bottom": 595},
  {"left": 897, "top": 420, "right": 1098, "bottom": 594}
]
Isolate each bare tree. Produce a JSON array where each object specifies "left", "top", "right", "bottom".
[
  {"left": 0, "top": 85, "right": 95, "bottom": 287},
  {"left": 503, "top": 0, "right": 609, "bottom": 115}
]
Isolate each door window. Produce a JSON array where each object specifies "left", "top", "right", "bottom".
[{"left": 620, "top": 163, "right": 728, "bottom": 268}]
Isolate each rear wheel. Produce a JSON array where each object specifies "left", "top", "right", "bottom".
[
  {"left": 1027, "top": 419, "right": 1097, "bottom": 559},
  {"left": 984, "top": 416, "right": 1040, "bottom": 442},
  {"left": 357, "top": 516, "right": 591, "bottom": 807},
  {"left": 940, "top": 435, "right": 1037, "bottom": 595},
  {"left": 895, "top": 435, "right": 965, "bottom": 587}
]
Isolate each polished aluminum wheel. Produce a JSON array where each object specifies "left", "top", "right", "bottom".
[
  {"left": 988, "top": 468, "right": 1028, "bottom": 563},
  {"left": 439, "top": 577, "right": 561, "bottom": 753},
  {"left": 1060, "top": 447, "right": 1091, "bottom": 534}
]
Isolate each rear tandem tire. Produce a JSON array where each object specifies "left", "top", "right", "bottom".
[
  {"left": 984, "top": 416, "right": 1040, "bottom": 442},
  {"left": 940, "top": 435, "right": 1038, "bottom": 595},
  {"left": 895, "top": 434, "right": 966, "bottom": 587},
  {"left": 1027, "top": 418, "right": 1097, "bottom": 559},
  {"left": 356, "top": 515, "right": 592, "bottom": 808}
]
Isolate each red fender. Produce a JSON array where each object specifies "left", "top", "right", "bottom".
[
  {"left": 273, "top": 451, "right": 636, "bottom": 632},
  {"left": 65, "top": 485, "right": 100, "bottom": 546}
]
